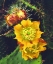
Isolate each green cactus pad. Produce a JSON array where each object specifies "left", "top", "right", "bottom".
[{"left": 0, "top": 46, "right": 42, "bottom": 64}]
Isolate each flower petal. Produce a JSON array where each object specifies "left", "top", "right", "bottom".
[
  {"left": 22, "top": 51, "right": 28, "bottom": 60},
  {"left": 14, "top": 24, "right": 22, "bottom": 31},
  {"left": 21, "top": 19, "right": 32, "bottom": 27},
  {"left": 39, "top": 38, "right": 47, "bottom": 46},
  {"left": 36, "top": 30, "right": 43, "bottom": 39},
  {"left": 32, "top": 21, "right": 40, "bottom": 30},
  {"left": 32, "top": 39, "right": 39, "bottom": 45},
  {"left": 39, "top": 46, "right": 46, "bottom": 51},
  {"left": 32, "top": 52, "right": 39, "bottom": 58}
]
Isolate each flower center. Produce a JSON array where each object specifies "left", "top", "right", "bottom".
[
  {"left": 20, "top": 27, "right": 36, "bottom": 41},
  {"left": 25, "top": 45, "right": 38, "bottom": 54}
]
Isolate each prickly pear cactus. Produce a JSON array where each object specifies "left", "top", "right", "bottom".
[
  {"left": 1, "top": 0, "right": 53, "bottom": 64},
  {"left": 0, "top": 46, "right": 42, "bottom": 64}
]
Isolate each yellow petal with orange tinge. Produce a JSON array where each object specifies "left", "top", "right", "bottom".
[
  {"left": 21, "top": 40, "right": 29, "bottom": 46},
  {"left": 14, "top": 31, "right": 22, "bottom": 41},
  {"left": 14, "top": 24, "right": 22, "bottom": 31},
  {"left": 32, "top": 21, "right": 40, "bottom": 30},
  {"left": 14, "top": 30, "right": 20, "bottom": 36},
  {"left": 36, "top": 31, "right": 43, "bottom": 39},
  {"left": 21, "top": 19, "right": 32, "bottom": 27},
  {"left": 22, "top": 52, "right": 28, "bottom": 60},
  {"left": 18, "top": 39, "right": 29, "bottom": 45},
  {"left": 16, "top": 36, "right": 22, "bottom": 43},
  {"left": 16, "top": 37, "right": 28, "bottom": 45},
  {"left": 32, "top": 39, "right": 39, "bottom": 44},
  {"left": 39, "top": 46, "right": 46, "bottom": 52}
]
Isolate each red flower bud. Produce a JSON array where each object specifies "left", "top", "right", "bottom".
[
  {"left": 5, "top": 14, "right": 18, "bottom": 26},
  {"left": 17, "top": 10, "right": 27, "bottom": 21}
]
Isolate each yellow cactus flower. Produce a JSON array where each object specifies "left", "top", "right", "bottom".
[
  {"left": 14, "top": 19, "right": 47, "bottom": 60},
  {"left": 21, "top": 38, "right": 47, "bottom": 60},
  {"left": 14, "top": 19, "right": 43, "bottom": 45}
]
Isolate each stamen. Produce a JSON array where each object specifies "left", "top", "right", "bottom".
[{"left": 20, "top": 27, "right": 36, "bottom": 41}]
